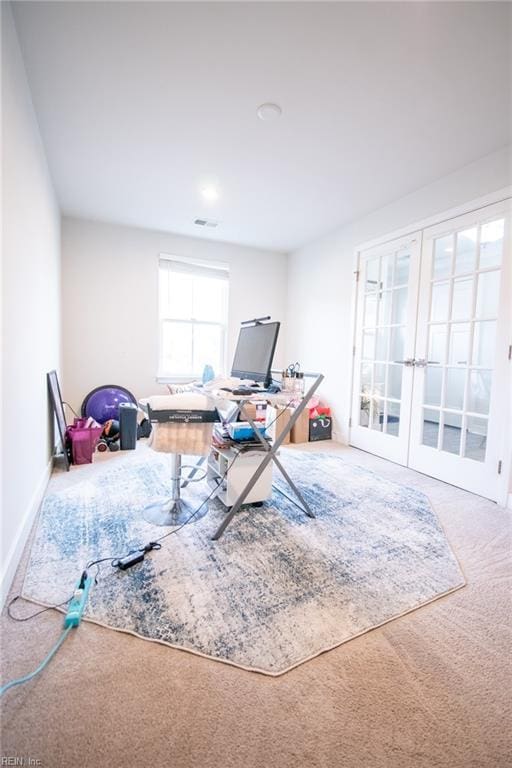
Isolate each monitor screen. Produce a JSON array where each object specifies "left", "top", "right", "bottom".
[{"left": 231, "top": 321, "right": 280, "bottom": 384}]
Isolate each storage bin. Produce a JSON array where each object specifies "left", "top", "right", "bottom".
[
  {"left": 66, "top": 419, "right": 103, "bottom": 464},
  {"left": 309, "top": 416, "right": 332, "bottom": 442}
]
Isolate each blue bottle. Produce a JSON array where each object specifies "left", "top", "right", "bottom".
[{"left": 202, "top": 364, "right": 215, "bottom": 385}]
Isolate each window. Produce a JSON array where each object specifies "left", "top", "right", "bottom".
[{"left": 158, "top": 256, "right": 229, "bottom": 379}]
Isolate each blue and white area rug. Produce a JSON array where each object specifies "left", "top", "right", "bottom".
[{"left": 22, "top": 449, "right": 465, "bottom": 675}]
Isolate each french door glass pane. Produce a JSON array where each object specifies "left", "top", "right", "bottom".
[
  {"left": 424, "top": 367, "right": 442, "bottom": 406},
  {"left": 386, "top": 401, "right": 400, "bottom": 436},
  {"left": 390, "top": 326, "right": 404, "bottom": 362},
  {"left": 379, "top": 291, "right": 392, "bottom": 325},
  {"left": 433, "top": 236, "right": 453, "bottom": 279},
  {"left": 388, "top": 364, "right": 402, "bottom": 399},
  {"left": 480, "top": 220, "right": 504, "bottom": 268},
  {"left": 371, "top": 400, "right": 384, "bottom": 431},
  {"left": 442, "top": 413, "right": 462, "bottom": 455},
  {"left": 359, "top": 396, "right": 370, "bottom": 428},
  {"left": 361, "top": 363, "right": 372, "bottom": 389},
  {"left": 364, "top": 294, "right": 377, "bottom": 327},
  {"left": 422, "top": 409, "right": 440, "bottom": 448},
  {"left": 394, "top": 253, "right": 410, "bottom": 286},
  {"left": 428, "top": 325, "right": 447, "bottom": 364},
  {"left": 374, "top": 363, "right": 386, "bottom": 397},
  {"left": 476, "top": 271, "right": 500, "bottom": 318},
  {"left": 464, "top": 416, "right": 488, "bottom": 462},
  {"left": 448, "top": 323, "right": 470, "bottom": 366},
  {"left": 362, "top": 331, "right": 375, "bottom": 359},
  {"left": 392, "top": 288, "right": 407, "bottom": 324},
  {"left": 381, "top": 254, "right": 394, "bottom": 289},
  {"left": 365, "top": 258, "right": 379, "bottom": 291},
  {"left": 445, "top": 368, "right": 465, "bottom": 410},
  {"left": 455, "top": 228, "right": 477, "bottom": 274},
  {"left": 375, "top": 328, "right": 388, "bottom": 361},
  {"left": 431, "top": 282, "right": 450, "bottom": 321},
  {"left": 451, "top": 278, "right": 473, "bottom": 321},
  {"left": 467, "top": 370, "right": 492, "bottom": 415},
  {"left": 472, "top": 322, "right": 496, "bottom": 368}
]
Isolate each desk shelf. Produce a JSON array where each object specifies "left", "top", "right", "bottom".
[{"left": 208, "top": 446, "right": 273, "bottom": 507}]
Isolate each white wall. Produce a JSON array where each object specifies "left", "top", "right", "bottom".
[
  {"left": 1, "top": 4, "right": 61, "bottom": 603},
  {"left": 61, "top": 218, "right": 287, "bottom": 411},
  {"left": 286, "top": 146, "right": 512, "bottom": 443}
]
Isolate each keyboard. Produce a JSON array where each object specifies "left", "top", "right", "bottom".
[{"left": 219, "top": 386, "right": 281, "bottom": 396}]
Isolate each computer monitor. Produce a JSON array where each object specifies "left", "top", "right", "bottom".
[{"left": 231, "top": 321, "right": 280, "bottom": 387}]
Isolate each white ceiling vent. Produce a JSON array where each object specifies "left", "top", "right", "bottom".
[{"left": 194, "top": 218, "right": 218, "bottom": 228}]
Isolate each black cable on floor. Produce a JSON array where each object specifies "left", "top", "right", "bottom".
[
  {"left": 7, "top": 594, "right": 73, "bottom": 622},
  {"left": 8, "top": 403, "right": 290, "bottom": 620}
]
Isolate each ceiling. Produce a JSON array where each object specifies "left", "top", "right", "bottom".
[{"left": 12, "top": 1, "right": 512, "bottom": 252}]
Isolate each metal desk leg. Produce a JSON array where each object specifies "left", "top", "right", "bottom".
[
  {"left": 211, "top": 449, "right": 275, "bottom": 540},
  {"left": 272, "top": 454, "right": 315, "bottom": 518},
  {"left": 211, "top": 372, "right": 324, "bottom": 540}
]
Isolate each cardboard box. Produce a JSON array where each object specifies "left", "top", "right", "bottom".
[
  {"left": 290, "top": 408, "right": 309, "bottom": 444},
  {"left": 242, "top": 401, "right": 267, "bottom": 422},
  {"left": 265, "top": 405, "right": 292, "bottom": 444}
]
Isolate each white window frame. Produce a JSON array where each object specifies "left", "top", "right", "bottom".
[{"left": 157, "top": 254, "right": 229, "bottom": 382}]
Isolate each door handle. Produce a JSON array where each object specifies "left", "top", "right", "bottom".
[
  {"left": 394, "top": 358, "right": 415, "bottom": 366},
  {"left": 394, "top": 358, "right": 440, "bottom": 367},
  {"left": 415, "top": 359, "right": 439, "bottom": 368}
]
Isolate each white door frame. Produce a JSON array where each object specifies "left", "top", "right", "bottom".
[{"left": 348, "top": 187, "right": 512, "bottom": 506}]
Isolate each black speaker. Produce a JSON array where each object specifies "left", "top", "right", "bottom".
[{"left": 119, "top": 402, "right": 138, "bottom": 450}]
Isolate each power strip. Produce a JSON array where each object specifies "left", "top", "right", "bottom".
[
  {"left": 64, "top": 574, "right": 93, "bottom": 628},
  {"left": 1, "top": 571, "right": 93, "bottom": 696}
]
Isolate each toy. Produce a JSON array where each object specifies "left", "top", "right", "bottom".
[{"left": 96, "top": 419, "right": 120, "bottom": 452}]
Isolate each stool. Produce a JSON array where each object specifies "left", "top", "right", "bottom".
[{"left": 140, "top": 394, "right": 217, "bottom": 526}]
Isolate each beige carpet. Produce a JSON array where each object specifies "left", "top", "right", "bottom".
[{"left": 1, "top": 443, "right": 511, "bottom": 768}]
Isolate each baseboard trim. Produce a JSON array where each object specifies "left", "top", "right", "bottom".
[
  {"left": 0, "top": 459, "right": 52, "bottom": 609},
  {"left": 507, "top": 493, "right": 512, "bottom": 511},
  {"left": 331, "top": 428, "right": 348, "bottom": 445}
]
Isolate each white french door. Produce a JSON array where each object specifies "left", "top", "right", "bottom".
[
  {"left": 408, "top": 200, "right": 511, "bottom": 499},
  {"left": 350, "top": 232, "right": 422, "bottom": 464},
  {"left": 350, "top": 199, "right": 511, "bottom": 501}
]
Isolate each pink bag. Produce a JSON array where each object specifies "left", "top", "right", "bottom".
[{"left": 66, "top": 418, "right": 103, "bottom": 464}]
